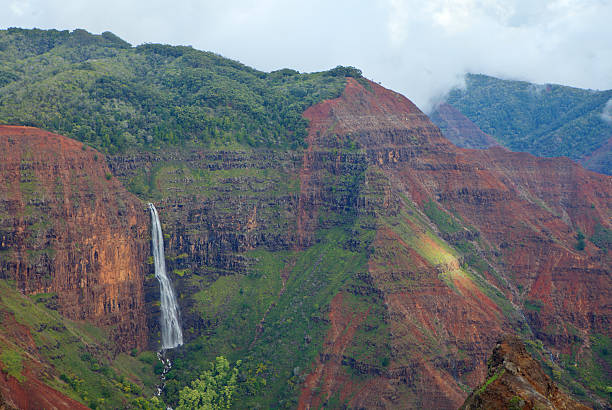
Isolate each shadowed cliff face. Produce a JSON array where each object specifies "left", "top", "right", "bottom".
[
  {"left": 296, "top": 79, "right": 611, "bottom": 408},
  {"left": 0, "top": 125, "right": 148, "bottom": 350}
]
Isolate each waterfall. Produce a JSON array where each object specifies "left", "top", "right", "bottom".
[{"left": 149, "top": 203, "right": 183, "bottom": 350}]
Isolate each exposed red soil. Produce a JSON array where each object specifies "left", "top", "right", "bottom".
[
  {"left": 298, "top": 293, "right": 375, "bottom": 409},
  {"left": 0, "top": 125, "right": 149, "bottom": 350},
  {"left": 0, "top": 370, "right": 89, "bottom": 410},
  {"left": 296, "top": 78, "right": 611, "bottom": 408},
  {"left": 0, "top": 308, "right": 88, "bottom": 410}
]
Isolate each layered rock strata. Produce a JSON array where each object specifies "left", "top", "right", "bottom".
[
  {"left": 296, "top": 78, "right": 610, "bottom": 408},
  {"left": 0, "top": 125, "right": 148, "bottom": 350}
]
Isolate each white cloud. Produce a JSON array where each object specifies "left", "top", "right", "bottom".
[
  {"left": 602, "top": 99, "right": 612, "bottom": 124},
  {"left": 1, "top": 0, "right": 611, "bottom": 112},
  {"left": 9, "top": 1, "right": 31, "bottom": 16}
]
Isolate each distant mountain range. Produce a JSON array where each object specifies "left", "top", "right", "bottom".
[{"left": 432, "top": 73, "right": 612, "bottom": 175}]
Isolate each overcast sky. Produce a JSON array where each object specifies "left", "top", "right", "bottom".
[{"left": 2, "top": 0, "right": 612, "bottom": 112}]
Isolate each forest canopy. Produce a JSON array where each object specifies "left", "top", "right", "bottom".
[{"left": 0, "top": 28, "right": 364, "bottom": 153}]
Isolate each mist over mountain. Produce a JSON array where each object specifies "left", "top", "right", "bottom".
[{"left": 433, "top": 73, "right": 612, "bottom": 175}]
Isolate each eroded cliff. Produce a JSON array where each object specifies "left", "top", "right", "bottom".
[
  {"left": 0, "top": 125, "right": 148, "bottom": 350},
  {"left": 294, "top": 79, "right": 611, "bottom": 408},
  {"left": 106, "top": 78, "right": 610, "bottom": 408}
]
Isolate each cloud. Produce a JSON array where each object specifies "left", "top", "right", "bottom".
[
  {"left": 9, "top": 1, "right": 32, "bottom": 17},
  {"left": 1, "top": 0, "right": 611, "bottom": 112},
  {"left": 602, "top": 99, "right": 612, "bottom": 124}
]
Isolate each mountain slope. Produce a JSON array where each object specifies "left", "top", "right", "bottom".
[
  {"left": 110, "top": 78, "right": 610, "bottom": 408},
  {"left": 290, "top": 78, "right": 611, "bottom": 408},
  {"left": 0, "top": 28, "right": 357, "bottom": 153},
  {"left": 437, "top": 73, "right": 612, "bottom": 175},
  {"left": 0, "top": 29, "right": 610, "bottom": 409},
  {"left": 429, "top": 103, "right": 499, "bottom": 149}
]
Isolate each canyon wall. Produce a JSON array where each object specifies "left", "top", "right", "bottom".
[
  {"left": 106, "top": 78, "right": 610, "bottom": 408},
  {"left": 295, "top": 78, "right": 611, "bottom": 408},
  {"left": 0, "top": 125, "right": 148, "bottom": 350}
]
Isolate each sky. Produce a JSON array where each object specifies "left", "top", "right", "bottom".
[{"left": 2, "top": 0, "right": 612, "bottom": 112}]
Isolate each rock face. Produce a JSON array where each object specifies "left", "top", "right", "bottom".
[
  {"left": 295, "top": 78, "right": 611, "bottom": 408},
  {"left": 107, "top": 78, "right": 609, "bottom": 408},
  {"left": 430, "top": 103, "right": 499, "bottom": 149},
  {"left": 107, "top": 148, "right": 305, "bottom": 346},
  {"left": 0, "top": 125, "right": 148, "bottom": 350},
  {"left": 461, "top": 335, "right": 591, "bottom": 410}
]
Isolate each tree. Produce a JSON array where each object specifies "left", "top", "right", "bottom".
[
  {"left": 177, "top": 356, "right": 240, "bottom": 410},
  {"left": 575, "top": 230, "right": 586, "bottom": 251}
]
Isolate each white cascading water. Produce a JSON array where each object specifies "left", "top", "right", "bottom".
[{"left": 149, "top": 203, "right": 183, "bottom": 350}]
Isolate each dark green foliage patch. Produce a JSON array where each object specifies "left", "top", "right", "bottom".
[
  {"left": 0, "top": 29, "right": 362, "bottom": 154},
  {"left": 444, "top": 74, "right": 612, "bottom": 174}
]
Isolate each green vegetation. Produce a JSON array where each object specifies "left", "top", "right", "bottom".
[
  {"left": 508, "top": 395, "right": 524, "bottom": 410},
  {"left": 177, "top": 356, "right": 240, "bottom": 410},
  {"left": 443, "top": 73, "right": 612, "bottom": 174},
  {"left": 0, "top": 349, "right": 24, "bottom": 382},
  {"left": 0, "top": 28, "right": 364, "bottom": 153},
  {"left": 525, "top": 329, "right": 611, "bottom": 407},
  {"left": 575, "top": 230, "right": 586, "bottom": 251},
  {"left": 591, "top": 223, "right": 612, "bottom": 250},
  {"left": 0, "top": 280, "right": 158, "bottom": 408},
  {"left": 423, "top": 199, "right": 463, "bottom": 235},
  {"left": 155, "top": 158, "right": 376, "bottom": 408},
  {"left": 476, "top": 368, "right": 505, "bottom": 395},
  {"left": 164, "top": 225, "right": 375, "bottom": 408},
  {"left": 524, "top": 299, "right": 544, "bottom": 312},
  {"left": 571, "top": 334, "right": 612, "bottom": 403}
]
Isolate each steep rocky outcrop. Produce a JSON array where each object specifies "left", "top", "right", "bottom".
[
  {"left": 461, "top": 335, "right": 590, "bottom": 410},
  {"left": 0, "top": 125, "right": 148, "bottom": 350},
  {"left": 430, "top": 103, "right": 499, "bottom": 149},
  {"left": 295, "top": 78, "right": 611, "bottom": 408}
]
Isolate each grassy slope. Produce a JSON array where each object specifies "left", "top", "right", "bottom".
[{"left": 0, "top": 280, "right": 157, "bottom": 409}]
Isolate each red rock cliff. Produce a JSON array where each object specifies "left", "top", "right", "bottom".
[
  {"left": 0, "top": 126, "right": 148, "bottom": 350},
  {"left": 297, "top": 79, "right": 611, "bottom": 408},
  {"left": 461, "top": 335, "right": 591, "bottom": 410}
]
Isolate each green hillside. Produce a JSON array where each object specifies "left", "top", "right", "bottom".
[
  {"left": 443, "top": 73, "right": 612, "bottom": 174},
  {"left": 0, "top": 28, "right": 362, "bottom": 153}
]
